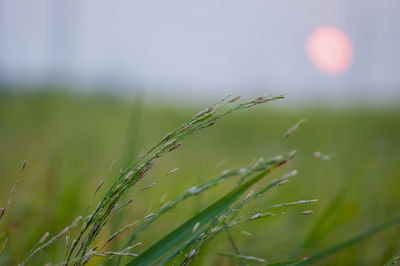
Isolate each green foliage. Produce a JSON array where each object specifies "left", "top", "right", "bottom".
[{"left": 0, "top": 91, "right": 400, "bottom": 265}]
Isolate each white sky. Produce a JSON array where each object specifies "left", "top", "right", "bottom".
[{"left": 0, "top": 0, "right": 399, "bottom": 103}]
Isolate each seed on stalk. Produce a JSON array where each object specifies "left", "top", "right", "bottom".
[
  {"left": 204, "top": 121, "right": 215, "bottom": 128},
  {"left": 192, "top": 222, "right": 200, "bottom": 233},
  {"left": 255, "top": 97, "right": 266, "bottom": 104},
  {"left": 237, "top": 168, "right": 246, "bottom": 174},
  {"left": 270, "top": 154, "right": 283, "bottom": 161},
  {"left": 197, "top": 113, "right": 213, "bottom": 123},
  {"left": 250, "top": 213, "right": 262, "bottom": 220},
  {"left": 39, "top": 232, "right": 50, "bottom": 243},
  {"left": 169, "top": 142, "right": 182, "bottom": 152},
  {"left": 288, "top": 150, "right": 297, "bottom": 159},
  {"left": 160, "top": 193, "right": 168, "bottom": 203},
  {"left": 161, "top": 132, "right": 173, "bottom": 142},
  {"left": 313, "top": 151, "right": 321, "bottom": 157},
  {"left": 228, "top": 221, "right": 238, "bottom": 227},
  {"left": 244, "top": 190, "right": 255, "bottom": 200},
  {"left": 284, "top": 119, "right": 307, "bottom": 138},
  {"left": 167, "top": 168, "right": 179, "bottom": 176},
  {"left": 66, "top": 235, "right": 69, "bottom": 250},
  {"left": 229, "top": 96, "right": 241, "bottom": 103},
  {"left": 143, "top": 182, "right": 157, "bottom": 190},
  {"left": 125, "top": 197, "right": 135, "bottom": 206},
  {"left": 160, "top": 201, "right": 170, "bottom": 211},
  {"left": 193, "top": 106, "right": 214, "bottom": 119},
  {"left": 144, "top": 213, "right": 155, "bottom": 220},
  {"left": 241, "top": 231, "right": 253, "bottom": 236},
  {"left": 125, "top": 171, "right": 135, "bottom": 182},
  {"left": 301, "top": 210, "right": 313, "bottom": 215},
  {"left": 20, "top": 160, "right": 27, "bottom": 172},
  {"left": 254, "top": 158, "right": 264, "bottom": 168},
  {"left": 221, "top": 169, "right": 232, "bottom": 175},
  {"left": 210, "top": 226, "right": 220, "bottom": 233},
  {"left": 282, "top": 170, "right": 298, "bottom": 180},
  {"left": 188, "top": 187, "right": 199, "bottom": 194},
  {"left": 278, "top": 179, "right": 289, "bottom": 186},
  {"left": 188, "top": 249, "right": 196, "bottom": 259},
  {"left": 95, "top": 179, "right": 104, "bottom": 192},
  {"left": 197, "top": 232, "right": 206, "bottom": 239},
  {"left": 182, "top": 124, "right": 192, "bottom": 131},
  {"left": 71, "top": 239, "right": 77, "bottom": 249}
]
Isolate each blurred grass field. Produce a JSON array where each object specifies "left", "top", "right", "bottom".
[{"left": 0, "top": 91, "right": 400, "bottom": 265}]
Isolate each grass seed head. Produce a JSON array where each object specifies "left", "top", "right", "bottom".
[
  {"left": 188, "top": 187, "right": 199, "bottom": 194},
  {"left": 284, "top": 119, "right": 307, "bottom": 138},
  {"left": 167, "top": 168, "right": 179, "bottom": 176},
  {"left": 270, "top": 154, "right": 283, "bottom": 161},
  {"left": 125, "top": 197, "right": 135, "bottom": 206},
  {"left": 210, "top": 226, "right": 220, "bottom": 234},
  {"left": 282, "top": 170, "right": 298, "bottom": 180},
  {"left": 125, "top": 171, "right": 135, "bottom": 182},
  {"left": 288, "top": 150, "right": 297, "bottom": 159},
  {"left": 192, "top": 222, "right": 200, "bottom": 233},
  {"left": 182, "top": 124, "right": 192, "bottom": 131},
  {"left": 188, "top": 249, "right": 196, "bottom": 259},
  {"left": 250, "top": 213, "right": 262, "bottom": 220},
  {"left": 20, "top": 160, "right": 27, "bottom": 172},
  {"left": 255, "top": 97, "right": 266, "bottom": 104},
  {"left": 238, "top": 168, "right": 247, "bottom": 174},
  {"left": 161, "top": 132, "right": 173, "bottom": 142},
  {"left": 39, "top": 232, "right": 50, "bottom": 244},
  {"left": 278, "top": 179, "right": 289, "bottom": 186},
  {"left": 221, "top": 169, "right": 232, "bottom": 175},
  {"left": 144, "top": 213, "right": 155, "bottom": 221},
  {"left": 229, "top": 96, "right": 241, "bottom": 103},
  {"left": 241, "top": 231, "right": 253, "bottom": 236},
  {"left": 244, "top": 190, "right": 255, "bottom": 200},
  {"left": 313, "top": 151, "right": 321, "bottom": 157},
  {"left": 96, "top": 179, "right": 104, "bottom": 192},
  {"left": 168, "top": 142, "right": 182, "bottom": 152}
]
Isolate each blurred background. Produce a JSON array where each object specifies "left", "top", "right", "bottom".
[{"left": 0, "top": 0, "right": 399, "bottom": 265}]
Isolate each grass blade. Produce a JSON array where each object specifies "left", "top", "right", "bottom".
[
  {"left": 126, "top": 167, "right": 276, "bottom": 265},
  {"left": 291, "top": 215, "right": 400, "bottom": 265}
]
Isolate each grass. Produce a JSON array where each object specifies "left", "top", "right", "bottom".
[{"left": 0, "top": 90, "right": 400, "bottom": 265}]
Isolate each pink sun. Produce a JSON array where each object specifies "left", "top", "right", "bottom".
[{"left": 307, "top": 26, "right": 354, "bottom": 75}]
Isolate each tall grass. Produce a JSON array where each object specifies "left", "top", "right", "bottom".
[{"left": 1, "top": 94, "right": 399, "bottom": 265}]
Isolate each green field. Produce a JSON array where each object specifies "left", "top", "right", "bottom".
[{"left": 0, "top": 91, "right": 399, "bottom": 265}]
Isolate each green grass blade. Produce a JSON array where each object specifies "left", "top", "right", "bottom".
[
  {"left": 291, "top": 215, "right": 400, "bottom": 265},
  {"left": 126, "top": 168, "right": 273, "bottom": 266},
  {"left": 301, "top": 158, "right": 371, "bottom": 248}
]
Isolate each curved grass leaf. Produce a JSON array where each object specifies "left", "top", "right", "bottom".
[
  {"left": 126, "top": 167, "right": 275, "bottom": 265},
  {"left": 291, "top": 215, "right": 400, "bottom": 265}
]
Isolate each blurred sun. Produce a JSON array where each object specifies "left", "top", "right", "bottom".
[{"left": 307, "top": 26, "right": 353, "bottom": 75}]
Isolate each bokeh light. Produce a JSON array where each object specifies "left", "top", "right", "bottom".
[{"left": 307, "top": 26, "right": 354, "bottom": 75}]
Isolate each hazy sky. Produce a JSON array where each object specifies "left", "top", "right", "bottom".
[{"left": 0, "top": 0, "right": 399, "bottom": 102}]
